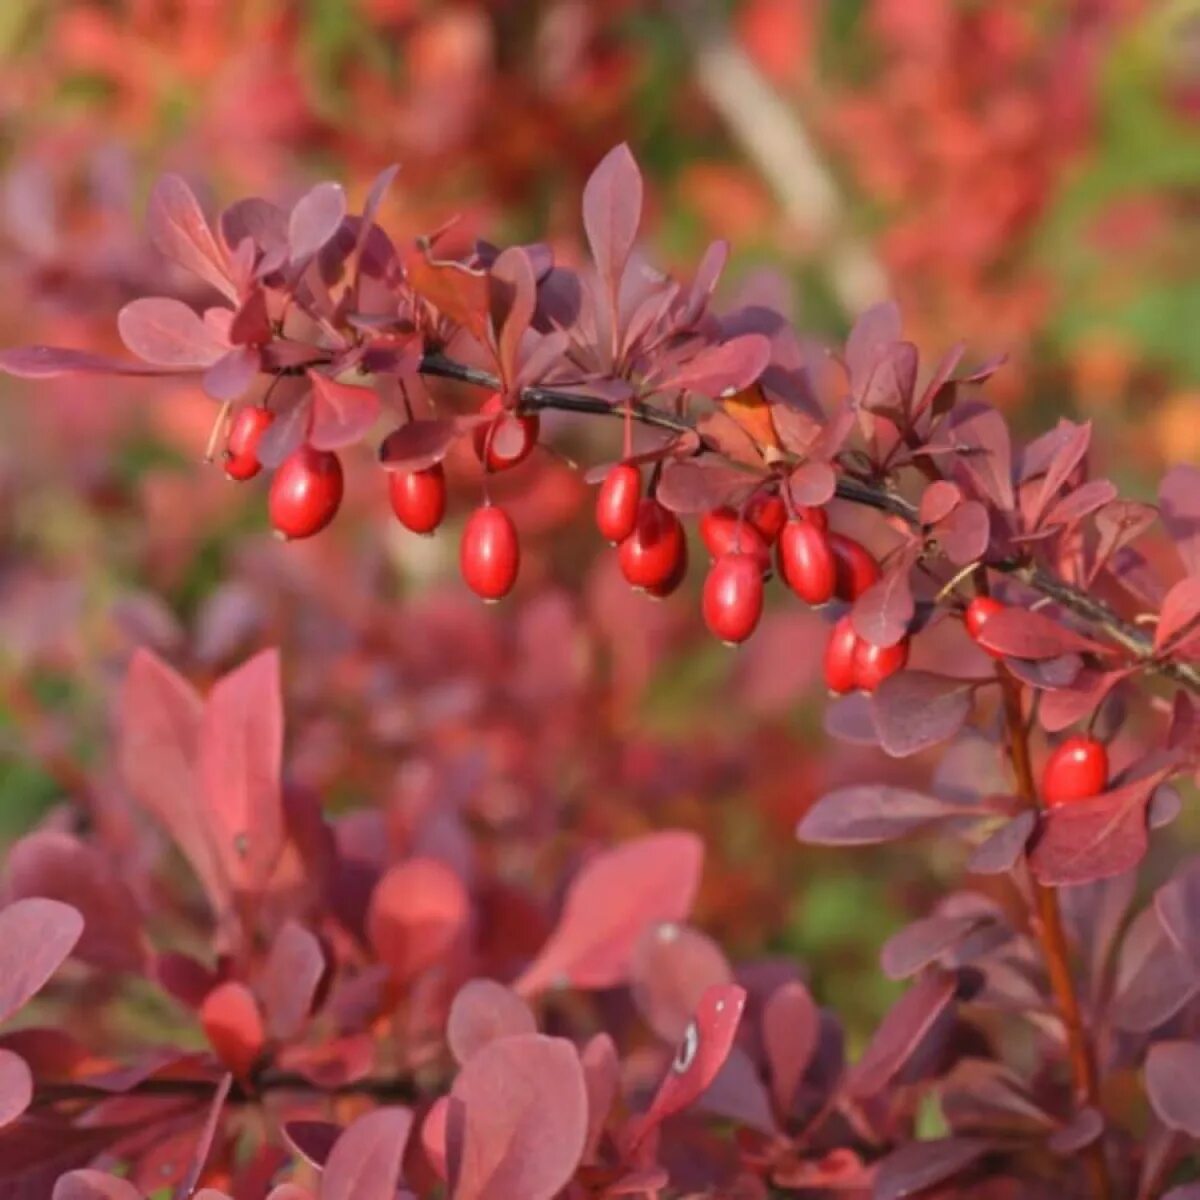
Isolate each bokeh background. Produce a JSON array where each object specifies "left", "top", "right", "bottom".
[{"left": 0, "top": 0, "right": 1197, "bottom": 1042}]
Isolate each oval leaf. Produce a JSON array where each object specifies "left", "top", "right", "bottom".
[
  {"left": 290, "top": 182, "right": 347, "bottom": 263},
  {"left": 320, "top": 1107, "right": 413, "bottom": 1200},
  {"left": 367, "top": 858, "right": 469, "bottom": 985},
  {"left": 0, "top": 898, "right": 84, "bottom": 1023},
  {"left": 118, "top": 297, "right": 227, "bottom": 368},
  {"left": 447, "top": 980, "right": 536, "bottom": 1066},
  {"left": 308, "top": 373, "right": 382, "bottom": 450}
]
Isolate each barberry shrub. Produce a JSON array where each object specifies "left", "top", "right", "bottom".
[{"left": 1, "top": 144, "right": 1199, "bottom": 1200}]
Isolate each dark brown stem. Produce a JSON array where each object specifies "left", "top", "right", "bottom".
[
  {"left": 999, "top": 670, "right": 1112, "bottom": 1200},
  {"left": 417, "top": 351, "right": 1200, "bottom": 695}
]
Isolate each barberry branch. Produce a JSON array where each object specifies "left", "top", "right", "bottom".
[{"left": 416, "top": 352, "right": 1200, "bottom": 696}]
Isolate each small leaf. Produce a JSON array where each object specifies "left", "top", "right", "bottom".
[
  {"left": 1047, "top": 1107, "right": 1104, "bottom": 1155},
  {"left": 844, "top": 302, "right": 902, "bottom": 391},
  {"left": 118, "top": 297, "right": 227, "bottom": 368},
  {"left": 761, "top": 980, "right": 820, "bottom": 1117},
  {"left": 260, "top": 921, "right": 326, "bottom": 1040},
  {"left": 320, "top": 1107, "right": 413, "bottom": 1200},
  {"left": 200, "top": 982, "right": 264, "bottom": 1079},
  {"left": 0, "top": 897, "right": 84, "bottom": 1023},
  {"left": 450, "top": 1034, "right": 588, "bottom": 1200},
  {"left": 880, "top": 916, "right": 983, "bottom": 980},
  {"left": 147, "top": 174, "right": 236, "bottom": 301},
  {"left": 53, "top": 1172, "right": 144, "bottom": 1200},
  {"left": 582, "top": 144, "right": 642, "bottom": 302},
  {"left": 871, "top": 672, "right": 975, "bottom": 758},
  {"left": 1145, "top": 1041, "right": 1200, "bottom": 1137},
  {"left": 308, "top": 373, "right": 382, "bottom": 450},
  {"left": 796, "top": 786, "right": 977, "bottom": 847},
  {"left": 367, "top": 858, "right": 469, "bottom": 985},
  {"left": 290, "top": 182, "right": 347, "bottom": 262},
  {"left": 940, "top": 404, "right": 1014, "bottom": 511},
  {"left": 630, "top": 922, "right": 732, "bottom": 1042},
  {"left": 378, "top": 418, "right": 460, "bottom": 472},
  {"left": 1156, "top": 576, "right": 1200, "bottom": 653},
  {"left": 657, "top": 334, "right": 771, "bottom": 398},
  {"left": 515, "top": 832, "right": 703, "bottom": 995},
  {"left": 655, "top": 459, "right": 753, "bottom": 515},
  {"left": 873, "top": 1137, "right": 992, "bottom": 1200},
  {"left": 0, "top": 1049, "right": 32, "bottom": 1128},
  {"left": 967, "top": 812, "right": 1036, "bottom": 875},
  {"left": 1161, "top": 464, "right": 1200, "bottom": 576},
  {"left": 852, "top": 565, "right": 915, "bottom": 649},
  {"left": 971, "top": 606, "right": 1107, "bottom": 660},
  {"left": 406, "top": 250, "right": 490, "bottom": 341},
  {"left": 446, "top": 980, "right": 536, "bottom": 1066},
  {"left": 203, "top": 345, "right": 260, "bottom": 402}
]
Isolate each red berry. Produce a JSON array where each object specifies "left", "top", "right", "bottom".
[
  {"left": 746, "top": 493, "right": 787, "bottom": 544},
  {"left": 268, "top": 445, "right": 344, "bottom": 540},
  {"left": 619, "top": 499, "right": 687, "bottom": 592},
  {"left": 224, "top": 407, "right": 275, "bottom": 481},
  {"left": 964, "top": 596, "right": 1006, "bottom": 658},
  {"left": 798, "top": 505, "right": 829, "bottom": 532},
  {"left": 460, "top": 504, "right": 520, "bottom": 601},
  {"left": 472, "top": 393, "right": 539, "bottom": 471},
  {"left": 702, "top": 553, "right": 764, "bottom": 644},
  {"left": 388, "top": 463, "right": 447, "bottom": 534},
  {"left": 853, "top": 635, "right": 910, "bottom": 693},
  {"left": 1042, "top": 735, "right": 1108, "bottom": 808},
  {"left": 824, "top": 614, "right": 860, "bottom": 695},
  {"left": 596, "top": 463, "right": 642, "bottom": 544},
  {"left": 699, "top": 508, "right": 771, "bottom": 573},
  {"left": 646, "top": 536, "right": 690, "bottom": 600},
  {"left": 778, "top": 519, "right": 836, "bottom": 605},
  {"left": 828, "top": 533, "right": 881, "bottom": 601}
]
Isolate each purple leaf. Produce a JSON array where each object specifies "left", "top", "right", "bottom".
[
  {"left": 580, "top": 1033, "right": 619, "bottom": 1163},
  {"left": 1145, "top": 1041, "right": 1200, "bottom": 1136},
  {"left": 972, "top": 606, "right": 1107, "bottom": 660},
  {"left": 308, "top": 373, "right": 382, "bottom": 450},
  {"left": 1111, "top": 910, "right": 1199, "bottom": 1032},
  {"left": 202, "top": 345, "right": 260, "bottom": 401},
  {"left": 1030, "top": 420, "right": 1092, "bottom": 528},
  {"left": 797, "top": 786, "right": 978, "bottom": 846},
  {"left": 0, "top": 897, "right": 84, "bottom": 1022},
  {"left": 630, "top": 922, "right": 733, "bottom": 1042},
  {"left": 786, "top": 459, "right": 838, "bottom": 506},
  {"left": 1043, "top": 479, "right": 1117, "bottom": 531},
  {"left": 940, "top": 403, "right": 1014, "bottom": 511},
  {"left": 659, "top": 334, "right": 772, "bottom": 398},
  {"left": 859, "top": 341, "right": 918, "bottom": 414},
  {"left": 147, "top": 174, "right": 236, "bottom": 301},
  {"left": 379, "top": 419, "right": 461, "bottom": 472},
  {"left": 919, "top": 481, "right": 961, "bottom": 526},
  {"left": 320, "top": 1107, "right": 413, "bottom": 1200},
  {"left": 256, "top": 391, "right": 313, "bottom": 469},
  {"left": 852, "top": 564, "right": 915, "bottom": 649},
  {"left": 446, "top": 980, "right": 536, "bottom": 1066},
  {"left": 284, "top": 1120, "right": 340, "bottom": 1168},
  {"left": 449, "top": 1034, "right": 587, "bottom": 1200},
  {"left": 260, "top": 921, "right": 326, "bottom": 1040},
  {"left": 844, "top": 301, "right": 902, "bottom": 391},
  {"left": 290, "top": 182, "right": 347, "bottom": 263},
  {"left": 1161, "top": 464, "right": 1200, "bottom": 576},
  {"left": 199, "top": 648, "right": 285, "bottom": 894},
  {"left": 52, "top": 1172, "right": 144, "bottom": 1200},
  {"left": 655, "top": 459, "right": 753, "bottom": 515},
  {"left": 871, "top": 672, "right": 976, "bottom": 757},
  {"left": 880, "top": 916, "right": 983, "bottom": 980},
  {"left": 966, "top": 812, "right": 1036, "bottom": 875},
  {"left": 873, "top": 1137, "right": 992, "bottom": 1200},
  {"left": 761, "top": 980, "right": 820, "bottom": 1117},
  {"left": 1047, "top": 1107, "right": 1104, "bottom": 1155},
  {"left": 1155, "top": 858, "right": 1200, "bottom": 970},
  {"left": 118, "top": 297, "right": 227, "bottom": 368},
  {"left": 938, "top": 500, "right": 991, "bottom": 565},
  {"left": 1156, "top": 576, "right": 1200, "bottom": 653},
  {"left": 0, "top": 1050, "right": 32, "bottom": 1128},
  {"left": 0, "top": 345, "right": 179, "bottom": 378},
  {"left": 489, "top": 247, "right": 537, "bottom": 386},
  {"left": 515, "top": 832, "right": 703, "bottom": 995},
  {"left": 582, "top": 143, "right": 642, "bottom": 304}
]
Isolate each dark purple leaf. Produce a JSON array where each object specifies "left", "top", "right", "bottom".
[
  {"left": 1146, "top": 1041, "right": 1200, "bottom": 1136},
  {"left": 852, "top": 564, "right": 915, "bottom": 649},
  {"left": 284, "top": 1120, "right": 340, "bottom": 1168},
  {"left": 256, "top": 392, "right": 313, "bottom": 468},
  {"left": 290, "top": 182, "right": 347, "bottom": 263},
  {"left": 913, "top": 341, "right": 966, "bottom": 419},
  {"left": 261, "top": 921, "right": 326, "bottom": 1040},
  {"left": 446, "top": 980, "right": 536, "bottom": 1066},
  {"left": 1047, "top": 1107, "right": 1104, "bottom": 1155},
  {"left": 1029, "top": 420, "right": 1092, "bottom": 527},
  {"left": 1004, "top": 652, "right": 1084, "bottom": 691},
  {"left": 118, "top": 297, "right": 227, "bottom": 368},
  {"left": 1161, "top": 464, "right": 1200, "bottom": 576},
  {"left": 1111, "top": 911, "right": 1199, "bottom": 1032},
  {"left": 0, "top": 898, "right": 84, "bottom": 1022},
  {"left": 582, "top": 143, "right": 642, "bottom": 303},
  {"left": 796, "top": 786, "right": 978, "bottom": 846},
  {"left": 823, "top": 692, "right": 881, "bottom": 745},
  {"left": 967, "top": 813, "right": 1035, "bottom": 875},
  {"left": 1155, "top": 859, "right": 1200, "bottom": 971},
  {"left": 655, "top": 459, "right": 754, "bottom": 515},
  {"left": 321, "top": 1107, "right": 413, "bottom": 1200},
  {"left": 880, "top": 916, "right": 983, "bottom": 980},
  {"left": 147, "top": 174, "right": 236, "bottom": 301},
  {"left": 1039, "top": 668, "right": 1130, "bottom": 733},
  {"left": 0, "top": 345, "right": 179, "bottom": 378},
  {"left": 379, "top": 419, "right": 460, "bottom": 472},
  {"left": 873, "top": 1137, "right": 991, "bottom": 1200},
  {"left": 871, "top": 672, "right": 976, "bottom": 757},
  {"left": 972, "top": 606, "right": 1107, "bottom": 660},
  {"left": 307, "top": 373, "right": 381, "bottom": 450},
  {"left": 1093, "top": 500, "right": 1159, "bottom": 575}
]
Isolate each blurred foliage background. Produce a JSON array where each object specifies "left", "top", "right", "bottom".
[{"left": 0, "top": 0, "right": 1197, "bottom": 1044}]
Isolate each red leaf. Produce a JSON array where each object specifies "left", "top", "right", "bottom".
[
  {"left": 919, "top": 481, "right": 961, "bottom": 526},
  {"left": 514, "top": 831, "right": 704, "bottom": 995},
  {"left": 260, "top": 921, "right": 326, "bottom": 1040},
  {"left": 658, "top": 334, "right": 771, "bottom": 398},
  {"left": 634, "top": 983, "right": 747, "bottom": 1140},
  {"left": 1161, "top": 464, "right": 1200, "bottom": 576},
  {"left": 582, "top": 143, "right": 642, "bottom": 304},
  {"left": 0, "top": 345, "right": 179, "bottom": 378},
  {"left": 367, "top": 858, "right": 469, "bottom": 985},
  {"left": 52, "top": 1172, "right": 144, "bottom": 1200},
  {"left": 972, "top": 606, "right": 1108, "bottom": 660},
  {"left": 630, "top": 922, "right": 732, "bottom": 1042},
  {"left": 308, "top": 373, "right": 382, "bottom": 451},
  {"left": 200, "top": 982, "right": 264, "bottom": 1078},
  {"left": 797, "top": 786, "right": 977, "bottom": 846},
  {"left": 489, "top": 247, "right": 537, "bottom": 386},
  {"left": 844, "top": 302, "right": 902, "bottom": 391},
  {"left": 147, "top": 174, "right": 236, "bottom": 301},
  {"left": 580, "top": 1033, "right": 619, "bottom": 1163},
  {"left": 199, "top": 649, "right": 285, "bottom": 893},
  {"left": 1156, "top": 576, "right": 1200, "bottom": 653},
  {"left": 118, "top": 297, "right": 227, "bottom": 368},
  {"left": 120, "top": 649, "right": 231, "bottom": 920},
  {"left": 1030, "top": 420, "right": 1092, "bottom": 528},
  {"left": 449, "top": 1034, "right": 588, "bottom": 1200},
  {"left": 446, "top": 980, "right": 536, "bottom": 1066},
  {"left": 378, "top": 418, "right": 461, "bottom": 473},
  {"left": 0, "top": 898, "right": 83, "bottom": 1023},
  {"left": 859, "top": 341, "right": 918, "bottom": 415},
  {"left": 852, "top": 564, "right": 915, "bottom": 649},
  {"left": 938, "top": 500, "right": 990, "bottom": 565},
  {"left": 655, "top": 459, "right": 753, "bottom": 515},
  {"left": 940, "top": 404, "right": 1014, "bottom": 511},
  {"left": 762, "top": 981, "right": 820, "bottom": 1118},
  {"left": 405, "top": 251, "right": 490, "bottom": 341},
  {"left": 0, "top": 1050, "right": 31, "bottom": 1129},
  {"left": 1145, "top": 1041, "right": 1200, "bottom": 1137},
  {"left": 289, "top": 182, "right": 347, "bottom": 263},
  {"left": 320, "top": 1107, "right": 413, "bottom": 1200},
  {"left": 786, "top": 459, "right": 837, "bottom": 507},
  {"left": 870, "top": 672, "right": 976, "bottom": 758}
]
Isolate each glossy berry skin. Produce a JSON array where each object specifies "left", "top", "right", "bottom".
[
  {"left": 964, "top": 596, "right": 1006, "bottom": 658},
  {"left": 646, "top": 536, "right": 690, "bottom": 599},
  {"left": 388, "top": 463, "right": 447, "bottom": 535},
  {"left": 1042, "top": 735, "right": 1108, "bottom": 808},
  {"left": 853, "top": 635, "right": 910, "bottom": 693},
  {"left": 596, "top": 463, "right": 642, "bottom": 544},
  {"left": 828, "top": 533, "right": 881, "bottom": 601},
  {"left": 224, "top": 407, "right": 275, "bottom": 481},
  {"left": 473, "top": 393, "right": 539, "bottom": 471},
  {"left": 746, "top": 493, "right": 788, "bottom": 544},
  {"left": 619, "top": 499, "right": 687, "bottom": 592},
  {"left": 824, "top": 615, "right": 860, "bottom": 695},
  {"left": 460, "top": 505, "right": 520, "bottom": 602},
  {"left": 699, "top": 508, "right": 770, "bottom": 573},
  {"left": 268, "top": 445, "right": 344, "bottom": 540},
  {"left": 797, "top": 505, "right": 829, "bottom": 533},
  {"left": 702, "top": 553, "right": 764, "bottom": 644},
  {"left": 778, "top": 519, "right": 836, "bottom": 605}
]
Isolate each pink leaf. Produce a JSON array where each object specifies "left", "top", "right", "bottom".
[
  {"left": 852, "top": 564, "right": 915, "bottom": 649},
  {"left": 514, "top": 831, "right": 704, "bottom": 995},
  {"left": 260, "top": 921, "right": 326, "bottom": 1040},
  {"left": 0, "top": 1049, "right": 32, "bottom": 1128},
  {"left": 449, "top": 1034, "right": 588, "bottom": 1200},
  {"left": 582, "top": 143, "right": 642, "bottom": 303},
  {"left": 147, "top": 174, "right": 236, "bottom": 301},
  {"left": 367, "top": 858, "right": 470, "bottom": 985},
  {"left": 630, "top": 922, "right": 732, "bottom": 1042},
  {"left": 658, "top": 334, "right": 772, "bottom": 397},
  {"left": 940, "top": 404, "right": 1014, "bottom": 511},
  {"left": 118, "top": 297, "right": 228, "bottom": 368},
  {"left": 308, "top": 373, "right": 382, "bottom": 450},
  {"left": 0, "top": 897, "right": 83, "bottom": 1023},
  {"left": 655, "top": 459, "right": 753, "bottom": 515},
  {"left": 1030, "top": 420, "right": 1092, "bottom": 527},
  {"left": 1145, "top": 1041, "right": 1200, "bottom": 1137},
  {"left": 378, "top": 418, "right": 461, "bottom": 472},
  {"left": 199, "top": 649, "right": 285, "bottom": 894},
  {"left": 919, "top": 481, "right": 961, "bottom": 527},
  {"left": 1156, "top": 576, "right": 1200, "bottom": 653},
  {"left": 786, "top": 459, "right": 837, "bottom": 507},
  {"left": 0, "top": 345, "right": 179, "bottom": 378},
  {"left": 1161, "top": 464, "right": 1200, "bottom": 576},
  {"left": 320, "top": 1107, "right": 413, "bottom": 1200},
  {"left": 447, "top": 980, "right": 536, "bottom": 1066},
  {"left": 580, "top": 1033, "right": 619, "bottom": 1163},
  {"left": 844, "top": 302, "right": 902, "bottom": 391},
  {"left": 290, "top": 182, "right": 347, "bottom": 263},
  {"left": 53, "top": 1172, "right": 144, "bottom": 1200},
  {"left": 489, "top": 247, "right": 537, "bottom": 386},
  {"left": 972, "top": 606, "right": 1108, "bottom": 660},
  {"left": 202, "top": 345, "right": 260, "bottom": 402},
  {"left": 762, "top": 980, "right": 820, "bottom": 1118}
]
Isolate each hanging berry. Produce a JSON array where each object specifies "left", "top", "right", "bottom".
[
  {"left": 223, "top": 407, "right": 275, "bottom": 482},
  {"left": 268, "top": 445, "right": 344, "bottom": 540},
  {"left": 702, "top": 553, "right": 764, "bottom": 644},
  {"left": 619, "top": 499, "right": 687, "bottom": 593},
  {"left": 460, "top": 504, "right": 520, "bottom": 602},
  {"left": 596, "top": 463, "right": 642, "bottom": 544},
  {"left": 964, "top": 596, "right": 1006, "bottom": 658},
  {"left": 388, "top": 463, "right": 447, "bottom": 535},
  {"left": 824, "top": 615, "right": 861, "bottom": 695},
  {"left": 828, "top": 533, "right": 881, "bottom": 602},
  {"left": 699, "top": 508, "right": 771, "bottom": 573},
  {"left": 778, "top": 518, "right": 836, "bottom": 605},
  {"left": 1042, "top": 735, "right": 1109, "bottom": 808},
  {"left": 473, "top": 393, "right": 539, "bottom": 472}
]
